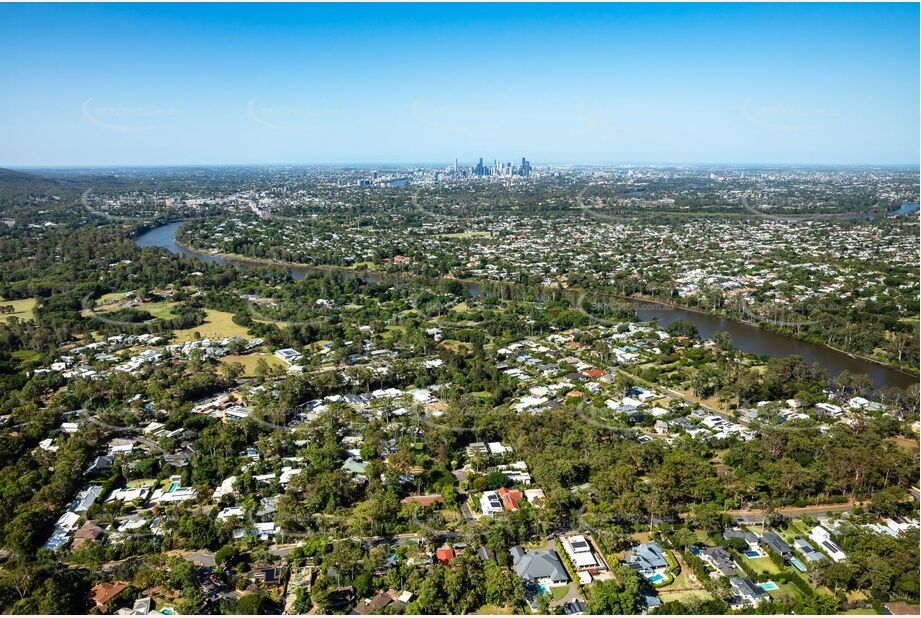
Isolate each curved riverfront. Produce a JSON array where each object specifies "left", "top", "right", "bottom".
[{"left": 137, "top": 221, "right": 919, "bottom": 390}]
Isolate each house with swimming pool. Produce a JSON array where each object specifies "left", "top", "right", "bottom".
[
  {"left": 625, "top": 542, "right": 669, "bottom": 582},
  {"left": 149, "top": 475, "right": 197, "bottom": 504},
  {"left": 730, "top": 576, "right": 771, "bottom": 607},
  {"left": 723, "top": 528, "right": 761, "bottom": 553}
]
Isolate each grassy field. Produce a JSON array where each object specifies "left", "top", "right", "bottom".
[
  {"left": 739, "top": 555, "right": 782, "bottom": 575},
  {"left": 658, "top": 589, "right": 713, "bottom": 604},
  {"left": 11, "top": 349, "right": 41, "bottom": 363},
  {"left": 549, "top": 586, "right": 569, "bottom": 601},
  {"left": 771, "top": 581, "right": 804, "bottom": 600},
  {"left": 171, "top": 309, "right": 251, "bottom": 342},
  {"left": 143, "top": 301, "right": 180, "bottom": 319},
  {"left": 474, "top": 604, "right": 514, "bottom": 615},
  {"left": 1, "top": 297, "right": 37, "bottom": 322},
  {"left": 253, "top": 317, "right": 293, "bottom": 328},
  {"left": 219, "top": 353, "right": 286, "bottom": 376},
  {"left": 84, "top": 294, "right": 179, "bottom": 321},
  {"left": 126, "top": 479, "right": 156, "bottom": 489}
]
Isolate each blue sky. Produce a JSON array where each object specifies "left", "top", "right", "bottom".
[{"left": 1, "top": 2, "right": 918, "bottom": 166}]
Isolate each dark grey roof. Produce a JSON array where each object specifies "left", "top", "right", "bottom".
[
  {"left": 761, "top": 531, "right": 793, "bottom": 556},
  {"left": 511, "top": 547, "right": 569, "bottom": 584},
  {"left": 724, "top": 529, "right": 759, "bottom": 544},
  {"left": 730, "top": 577, "right": 770, "bottom": 600},
  {"left": 701, "top": 546, "right": 737, "bottom": 576}
]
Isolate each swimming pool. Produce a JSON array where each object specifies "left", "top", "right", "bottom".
[
  {"left": 167, "top": 481, "right": 179, "bottom": 492},
  {"left": 646, "top": 573, "right": 666, "bottom": 584},
  {"left": 759, "top": 582, "right": 779, "bottom": 591},
  {"left": 744, "top": 550, "right": 761, "bottom": 558},
  {"left": 790, "top": 558, "right": 806, "bottom": 573}
]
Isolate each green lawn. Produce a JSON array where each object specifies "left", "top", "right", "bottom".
[
  {"left": 11, "top": 349, "right": 41, "bottom": 363},
  {"left": 219, "top": 353, "right": 286, "bottom": 376},
  {"left": 1, "top": 297, "right": 37, "bottom": 322},
  {"left": 740, "top": 555, "right": 782, "bottom": 575},
  {"left": 474, "top": 604, "right": 514, "bottom": 615},
  {"left": 658, "top": 589, "right": 713, "bottom": 604},
  {"left": 142, "top": 300, "right": 179, "bottom": 319},
  {"left": 126, "top": 479, "right": 156, "bottom": 488},
  {"left": 83, "top": 295, "right": 178, "bottom": 321},
  {"left": 549, "top": 586, "right": 569, "bottom": 601},
  {"left": 171, "top": 309, "right": 251, "bottom": 342}
]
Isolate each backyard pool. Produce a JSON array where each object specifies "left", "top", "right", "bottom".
[
  {"left": 744, "top": 550, "right": 761, "bottom": 558},
  {"left": 167, "top": 481, "right": 179, "bottom": 492},
  {"left": 646, "top": 573, "right": 666, "bottom": 584},
  {"left": 759, "top": 582, "right": 779, "bottom": 591},
  {"left": 790, "top": 558, "right": 807, "bottom": 573}
]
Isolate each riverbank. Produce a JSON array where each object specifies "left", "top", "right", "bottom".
[
  {"left": 142, "top": 223, "right": 918, "bottom": 388},
  {"left": 616, "top": 293, "right": 919, "bottom": 378}
]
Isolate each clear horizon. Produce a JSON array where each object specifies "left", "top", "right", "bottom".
[{"left": 2, "top": 2, "right": 919, "bottom": 167}]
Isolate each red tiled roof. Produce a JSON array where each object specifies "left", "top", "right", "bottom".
[
  {"left": 583, "top": 368, "right": 606, "bottom": 379},
  {"left": 400, "top": 494, "right": 444, "bottom": 507},
  {"left": 498, "top": 487, "right": 523, "bottom": 511},
  {"left": 91, "top": 581, "right": 128, "bottom": 610},
  {"left": 435, "top": 547, "right": 455, "bottom": 564}
]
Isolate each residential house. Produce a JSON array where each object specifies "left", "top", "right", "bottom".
[
  {"left": 510, "top": 546, "right": 570, "bottom": 586},
  {"left": 793, "top": 538, "right": 826, "bottom": 563},
  {"left": 809, "top": 526, "right": 846, "bottom": 562},
  {"left": 729, "top": 577, "right": 770, "bottom": 607},
  {"left": 699, "top": 546, "right": 737, "bottom": 577},
  {"left": 91, "top": 582, "right": 129, "bottom": 613},
  {"left": 625, "top": 542, "right": 668, "bottom": 576},
  {"left": 761, "top": 530, "right": 793, "bottom": 558},
  {"left": 723, "top": 529, "right": 760, "bottom": 551},
  {"left": 480, "top": 491, "right": 504, "bottom": 517},
  {"left": 560, "top": 534, "right": 606, "bottom": 574}
]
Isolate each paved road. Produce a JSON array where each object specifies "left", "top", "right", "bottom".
[{"left": 727, "top": 501, "right": 865, "bottom": 522}]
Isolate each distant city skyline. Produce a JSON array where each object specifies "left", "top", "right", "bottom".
[{"left": 1, "top": 2, "right": 919, "bottom": 167}]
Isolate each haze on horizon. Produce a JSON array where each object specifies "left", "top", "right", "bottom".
[{"left": 1, "top": 2, "right": 918, "bottom": 168}]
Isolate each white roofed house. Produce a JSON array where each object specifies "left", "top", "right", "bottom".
[
  {"left": 480, "top": 491, "right": 504, "bottom": 517},
  {"left": 217, "top": 506, "right": 246, "bottom": 521},
  {"left": 273, "top": 348, "right": 302, "bottom": 365},
  {"left": 212, "top": 476, "right": 238, "bottom": 502},
  {"left": 560, "top": 533, "right": 608, "bottom": 576},
  {"left": 809, "top": 526, "right": 847, "bottom": 562},
  {"left": 107, "top": 486, "right": 151, "bottom": 504},
  {"left": 149, "top": 476, "right": 197, "bottom": 504}
]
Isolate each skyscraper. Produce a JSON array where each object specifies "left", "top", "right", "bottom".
[{"left": 520, "top": 157, "right": 531, "bottom": 177}]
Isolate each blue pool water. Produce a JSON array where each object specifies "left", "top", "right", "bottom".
[
  {"left": 167, "top": 482, "right": 179, "bottom": 492},
  {"left": 790, "top": 558, "right": 806, "bottom": 573},
  {"left": 744, "top": 550, "right": 761, "bottom": 558},
  {"left": 646, "top": 573, "right": 666, "bottom": 584},
  {"left": 759, "top": 582, "right": 779, "bottom": 591}
]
